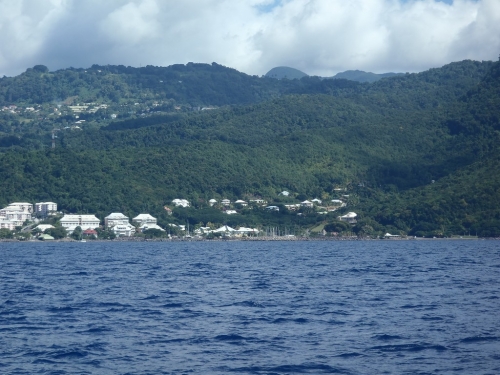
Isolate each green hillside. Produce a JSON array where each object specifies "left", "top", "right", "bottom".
[
  {"left": 0, "top": 59, "right": 499, "bottom": 237},
  {"left": 332, "top": 70, "right": 403, "bottom": 83},
  {"left": 265, "top": 66, "right": 309, "bottom": 80}
]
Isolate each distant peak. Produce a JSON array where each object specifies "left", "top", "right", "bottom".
[{"left": 265, "top": 66, "right": 308, "bottom": 80}]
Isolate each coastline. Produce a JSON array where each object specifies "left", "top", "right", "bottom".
[{"left": 0, "top": 236, "right": 492, "bottom": 243}]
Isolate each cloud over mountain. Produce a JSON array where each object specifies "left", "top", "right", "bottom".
[{"left": 0, "top": 0, "right": 499, "bottom": 77}]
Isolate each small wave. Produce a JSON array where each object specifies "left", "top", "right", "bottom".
[
  {"left": 373, "top": 334, "right": 403, "bottom": 341},
  {"left": 51, "top": 350, "right": 88, "bottom": 359},
  {"left": 162, "top": 303, "right": 183, "bottom": 308},
  {"left": 227, "top": 363, "right": 349, "bottom": 373},
  {"left": 232, "top": 300, "right": 266, "bottom": 308},
  {"left": 83, "top": 326, "right": 112, "bottom": 334},
  {"left": 272, "top": 318, "right": 289, "bottom": 324},
  {"left": 32, "top": 358, "right": 62, "bottom": 364},
  {"left": 215, "top": 334, "right": 246, "bottom": 341},
  {"left": 368, "top": 343, "right": 447, "bottom": 352},
  {"left": 421, "top": 315, "right": 444, "bottom": 321},
  {"left": 460, "top": 336, "right": 499, "bottom": 343},
  {"left": 336, "top": 352, "right": 363, "bottom": 358},
  {"left": 140, "top": 295, "right": 160, "bottom": 300},
  {"left": 47, "top": 306, "right": 76, "bottom": 313}
]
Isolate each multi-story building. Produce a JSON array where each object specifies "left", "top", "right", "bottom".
[
  {"left": 111, "top": 224, "right": 136, "bottom": 237},
  {"left": 0, "top": 218, "right": 17, "bottom": 230},
  {"left": 60, "top": 214, "right": 100, "bottom": 231},
  {"left": 4, "top": 202, "right": 33, "bottom": 214},
  {"left": 132, "top": 214, "right": 157, "bottom": 226},
  {"left": 105, "top": 213, "right": 130, "bottom": 228},
  {"left": 35, "top": 202, "right": 57, "bottom": 217},
  {"left": 0, "top": 205, "right": 32, "bottom": 226}
]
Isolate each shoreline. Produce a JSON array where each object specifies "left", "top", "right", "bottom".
[{"left": 0, "top": 236, "right": 493, "bottom": 243}]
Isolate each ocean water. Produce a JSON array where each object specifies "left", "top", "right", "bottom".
[{"left": 0, "top": 240, "right": 499, "bottom": 375}]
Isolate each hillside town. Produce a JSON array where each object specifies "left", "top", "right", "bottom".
[{"left": 0, "top": 193, "right": 359, "bottom": 240}]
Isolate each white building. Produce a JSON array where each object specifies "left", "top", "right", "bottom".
[
  {"left": 338, "top": 212, "right": 357, "bottom": 224},
  {"left": 112, "top": 224, "right": 136, "bottom": 237},
  {"left": 221, "top": 199, "right": 231, "bottom": 206},
  {"left": 249, "top": 199, "right": 267, "bottom": 205},
  {"left": 0, "top": 218, "right": 17, "bottom": 230},
  {"left": 60, "top": 214, "right": 100, "bottom": 231},
  {"left": 172, "top": 199, "right": 190, "bottom": 207},
  {"left": 132, "top": 214, "right": 157, "bottom": 226},
  {"left": 105, "top": 213, "right": 130, "bottom": 228},
  {"left": 139, "top": 223, "right": 165, "bottom": 232},
  {"left": 35, "top": 202, "right": 57, "bottom": 217},
  {"left": 209, "top": 199, "right": 218, "bottom": 206},
  {"left": 266, "top": 206, "right": 280, "bottom": 211},
  {"left": 0, "top": 202, "right": 33, "bottom": 226},
  {"left": 235, "top": 227, "right": 260, "bottom": 235},
  {"left": 234, "top": 200, "right": 248, "bottom": 206},
  {"left": 300, "top": 200, "right": 313, "bottom": 208},
  {"left": 4, "top": 202, "right": 33, "bottom": 213}
]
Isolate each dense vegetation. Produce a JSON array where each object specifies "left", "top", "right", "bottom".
[{"left": 0, "top": 59, "right": 499, "bottom": 237}]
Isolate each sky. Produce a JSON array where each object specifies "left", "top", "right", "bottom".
[{"left": 0, "top": 0, "right": 499, "bottom": 78}]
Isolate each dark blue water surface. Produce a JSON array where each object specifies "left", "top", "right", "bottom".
[{"left": 1, "top": 240, "right": 499, "bottom": 374}]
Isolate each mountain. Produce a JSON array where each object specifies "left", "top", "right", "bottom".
[
  {"left": 0, "top": 59, "right": 499, "bottom": 237},
  {"left": 265, "top": 66, "right": 309, "bottom": 80},
  {"left": 264, "top": 66, "right": 403, "bottom": 82},
  {"left": 331, "top": 70, "right": 403, "bottom": 83}
]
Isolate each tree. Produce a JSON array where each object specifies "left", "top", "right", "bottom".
[
  {"left": 46, "top": 226, "right": 67, "bottom": 239},
  {"left": 71, "top": 226, "right": 83, "bottom": 240},
  {"left": 0, "top": 228, "right": 13, "bottom": 239}
]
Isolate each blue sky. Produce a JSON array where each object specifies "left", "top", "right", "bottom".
[{"left": 0, "top": 0, "right": 498, "bottom": 77}]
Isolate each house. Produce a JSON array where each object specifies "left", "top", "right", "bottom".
[
  {"left": 105, "top": 213, "right": 130, "bottom": 228},
  {"left": 38, "top": 234, "right": 55, "bottom": 241},
  {"left": 338, "top": 212, "right": 357, "bottom": 224},
  {"left": 83, "top": 229, "right": 98, "bottom": 238},
  {"left": 311, "top": 198, "right": 322, "bottom": 205},
  {"left": 60, "top": 214, "right": 100, "bottom": 231},
  {"left": 213, "top": 225, "right": 236, "bottom": 234},
  {"left": 234, "top": 200, "right": 248, "bottom": 206},
  {"left": 235, "top": 227, "right": 259, "bottom": 235},
  {"left": 221, "top": 199, "right": 231, "bottom": 206},
  {"left": 139, "top": 224, "right": 165, "bottom": 232},
  {"left": 225, "top": 210, "right": 238, "bottom": 215},
  {"left": 300, "top": 200, "right": 313, "bottom": 208},
  {"left": 194, "top": 226, "right": 212, "bottom": 235},
  {"left": 209, "top": 199, "right": 218, "bottom": 206},
  {"left": 266, "top": 205, "right": 280, "bottom": 211},
  {"left": 285, "top": 204, "right": 300, "bottom": 211},
  {"left": 279, "top": 191, "right": 290, "bottom": 196},
  {"left": 35, "top": 202, "right": 57, "bottom": 217},
  {"left": 163, "top": 206, "right": 173, "bottom": 215},
  {"left": 384, "top": 233, "right": 401, "bottom": 239},
  {"left": 112, "top": 224, "right": 136, "bottom": 237},
  {"left": 132, "top": 214, "right": 157, "bottom": 226},
  {"left": 249, "top": 199, "right": 267, "bottom": 205},
  {"left": 172, "top": 199, "right": 190, "bottom": 207}
]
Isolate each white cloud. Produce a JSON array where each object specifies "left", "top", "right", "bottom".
[{"left": 0, "top": 0, "right": 498, "bottom": 77}]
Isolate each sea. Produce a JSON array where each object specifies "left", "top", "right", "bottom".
[{"left": 0, "top": 240, "right": 499, "bottom": 375}]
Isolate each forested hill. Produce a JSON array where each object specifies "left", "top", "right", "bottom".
[{"left": 0, "top": 59, "right": 499, "bottom": 237}]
